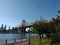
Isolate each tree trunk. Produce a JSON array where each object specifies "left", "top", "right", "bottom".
[
  {"left": 39, "top": 34, "right": 41, "bottom": 45},
  {"left": 41, "top": 34, "right": 43, "bottom": 38}
]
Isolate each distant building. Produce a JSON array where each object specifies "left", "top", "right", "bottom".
[
  {"left": 8, "top": 26, "right": 10, "bottom": 30},
  {"left": 1, "top": 24, "right": 3, "bottom": 30},
  {"left": 4, "top": 25, "right": 7, "bottom": 30},
  {"left": 0, "top": 24, "right": 7, "bottom": 30},
  {"left": 12, "top": 27, "right": 14, "bottom": 29}
]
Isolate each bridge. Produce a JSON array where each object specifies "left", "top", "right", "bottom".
[{"left": 12, "top": 20, "right": 33, "bottom": 33}]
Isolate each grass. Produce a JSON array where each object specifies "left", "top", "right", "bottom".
[
  {"left": 29, "top": 37, "right": 60, "bottom": 45},
  {"left": 30, "top": 37, "right": 39, "bottom": 45}
]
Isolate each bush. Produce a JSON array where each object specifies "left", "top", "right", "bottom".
[{"left": 51, "top": 33, "right": 60, "bottom": 44}]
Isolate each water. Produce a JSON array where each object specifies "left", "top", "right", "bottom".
[{"left": 0, "top": 33, "right": 38, "bottom": 42}]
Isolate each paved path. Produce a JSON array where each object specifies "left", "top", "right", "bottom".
[{"left": 0, "top": 39, "right": 29, "bottom": 45}]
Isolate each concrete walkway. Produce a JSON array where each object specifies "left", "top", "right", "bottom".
[{"left": 0, "top": 39, "right": 29, "bottom": 45}]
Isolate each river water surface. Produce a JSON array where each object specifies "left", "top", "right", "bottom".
[{"left": 0, "top": 33, "right": 38, "bottom": 42}]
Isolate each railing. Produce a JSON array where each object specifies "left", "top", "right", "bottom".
[{"left": 0, "top": 38, "right": 28, "bottom": 45}]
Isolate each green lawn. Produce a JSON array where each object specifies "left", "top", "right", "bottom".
[
  {"left": 30, "top": 37, "right": 39, "bottom": 45},
  {"left": 29, "top": 37, "right": 60, "bottom": 45}
]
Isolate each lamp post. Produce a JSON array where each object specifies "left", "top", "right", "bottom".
[
  {"left": 28, "top": 27, "right": 30, "bottom": 45},
  {"left": 28, "top": 17, "right": 31, "bottom": 45}
]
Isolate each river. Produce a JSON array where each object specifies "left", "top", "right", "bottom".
[{"left": 0, "top": 33, "right": 38, "bottom": 42}]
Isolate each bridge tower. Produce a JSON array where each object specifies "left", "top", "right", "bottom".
[
  {"left": 21, "top": 20, "right": 26, "bottom": 33},
  {"left": 15, "top": 20, "right": 32, "bottom": 33}
]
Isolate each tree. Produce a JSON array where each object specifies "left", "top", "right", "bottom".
[
  {"left": 50, "top": 15, "right": 60, "bottom": 45},
  {"left": 52, "top": 15, "right": 60, "bottom": 33},
  {"left": 32, "top": 11, "right": 60, "bottom": 45},
  {"left": 32, "top": 19, "right": 49, "bottom": 44}
]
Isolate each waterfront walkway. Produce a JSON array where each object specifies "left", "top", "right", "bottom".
[
  {"left": 0, "top": 39, "right": 28, "bottom": 45},
  {"left": 0, "top": 36, "right": 38, "bottom": 45}
]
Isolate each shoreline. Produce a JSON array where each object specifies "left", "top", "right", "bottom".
[
  {"left": 0, "top": 38, "right": 28, "bottom": 45},
  {"left": 0, "top": 36, "right": 38, "bottom": 45}
]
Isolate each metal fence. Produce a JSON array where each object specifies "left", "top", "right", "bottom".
[
  {"left": 0, "top": 33, "right": 60, "bottom": 45},
  {"left": 0, "top": 38, "right": 28, "bottom": 45}
]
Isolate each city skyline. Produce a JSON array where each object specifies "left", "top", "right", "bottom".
[{"left": 0, "top": 0, "right": 60, "bottom": 28}]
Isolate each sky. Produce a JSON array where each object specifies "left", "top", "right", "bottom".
[{"left": 0, "top": 0, "right": 60, "bottom": 28}]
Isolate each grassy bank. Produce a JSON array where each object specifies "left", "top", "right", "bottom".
[{"left": 29, "top": 37, "right": 60, "bottom": 45}]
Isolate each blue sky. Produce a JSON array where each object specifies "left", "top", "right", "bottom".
[{"left": 0, "top": 0, "right": 60, "bottom": 28}]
